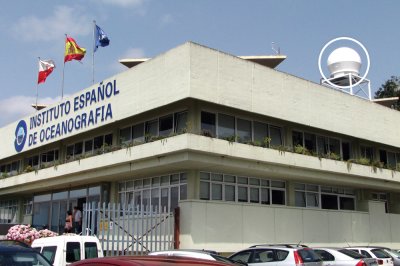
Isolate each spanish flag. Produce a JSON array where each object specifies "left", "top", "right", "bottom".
[{"left": 64, "top": 36, "right": 86, "bottom": 62}]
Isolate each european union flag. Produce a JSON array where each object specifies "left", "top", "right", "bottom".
[{"left": 94, "top": 24, "right": 110, "bottom": 52}]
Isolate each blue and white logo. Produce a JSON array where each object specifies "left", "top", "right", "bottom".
[{"left": 14, "top": 120, "right": 27, "bottom": 152}]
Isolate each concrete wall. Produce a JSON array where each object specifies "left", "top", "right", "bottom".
[
  {"left": 179, "top": 200, "right": 400, "bottom": 252},
  {"left": 188, "top": 43, "right": 400, "bottom": 148}
]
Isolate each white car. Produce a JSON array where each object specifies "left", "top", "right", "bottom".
[
  {"left": 345, "top": 248, "right": 393, "bottom": 266},
  {"left": 149, "top": 250, "right": 244, "bottom": 265},
  {"left": 228, "top": 245, "right": 323, "bottom": 266},
  {"left": 32, "top": 234, "right": 103, "bottom": 266},
  {"left": 313, "top": 247, "right": 378, "bottom": 266}
]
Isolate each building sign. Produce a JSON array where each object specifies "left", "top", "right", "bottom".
[{"left": 14, "top": 79, "right": 119, "bottom": 152}]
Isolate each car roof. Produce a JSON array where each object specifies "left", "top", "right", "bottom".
[
  {"left": 70, "top": 255, "right": 236, "bottom": 266},
  {"left": 347, "top": 247, "right": 385, "bottom": 250},
  {"left": 0, "top": 244, "right": 40, "bottom": 253},
  {"left": 32, "top": 234, "right": 99, "bottom": 244},
  {"left": 249, "top": 244, "right": 309, "bottom": 249},
  {"left": 0, "top": 240, "right": 31, "bottom": 248}
]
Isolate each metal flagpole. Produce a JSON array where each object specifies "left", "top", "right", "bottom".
[
  {"left": 62, "top": 34, "right": 67, "bottom": 99},
  {"left": 92, "top": 20, "right": 96, "bottom": 84},
  {"left": 36, "top": 57, "right": 40, "bottom": 110}
]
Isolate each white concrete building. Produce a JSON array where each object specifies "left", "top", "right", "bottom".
[{"left": 1, "top": 42, "right": 400, "bottom": 252}]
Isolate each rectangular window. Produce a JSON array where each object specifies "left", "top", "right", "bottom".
[
  {"left": 93, "top": 136, "right": 104, "bottom": 150},
  {"left": 211, "top": 183, "right": 222, "bottom": 200},
  {"left": 254, "top": 121, "right": 269, "bottom": 146},
  {"left": 145, "top": 119, "right": 158, "bottom": 141},
  {"left": 388, "top": 152, "right": 396, "bottom": 169},
  {"left": 218, "top": 113, "right": 235, "bottom": 140},
  {"left": 295, "top": 191, "right": 306, "bottom": 207},
  {"left": 271, "top": 190, "right": 285, "bottom": 205},
  {"left": 361, "top": 146, "right": 374, "bottom": 161},
  {"left": 340, "top": 197, "right": 355, "bottom": 210},
  {"left": 74, "top": 142, "right": 83, "bottom": 156},
  {"left": 133, "top": 123, "right": 145, "bottom": 143},
  {"left": 175, "top": 111, "right": 188, "bottom": 134},
  {"left": 238, "top": 186, "right": 248, "bottom": 202},
  {"left": 200, "top": 181, "right": 210, "bottom": 200},
  {"left": 342, "top": 142, "right": 351, "bottom": 161},
  {"left": 269, "top": 126, "right": 283, "bottom": 147},
  {"left": 84, "top": 139, "right": 93, "bottom": 154},
  {"left": 225, "top": 185, "right": 235, "bottom": 201},
  {"left": 250, "top": 187, "right": 260, "bottom": 203},
  {"left": 380, "top": 149, "right": 388, "bottom": 165},
  {"left": 104, "top": 134, "right": 113, "bottom": 146},
  {"left": 292, "top": 131, "right": 303, "bottom": 147},
  {"left": 261, "top": 188, "right": 270, "bottom": 204},
  {"left": 321, "top": 194, "right": 338, "bottom": 210},
  {"left": 84, "top": 242, "right": 98, "bottom": 259},
  {"left": 120, "top": 127, "right": 131, "bottom": 143},
  {"left": 317, "top": 136, "right": 327, "bottom": 156},
  {"left": 66, "top": 242, "right": 81, "bottom": 263},
  {"left": 306, "top": 192, "right": 319, "bottom": 207},
  {"left": 66, "top": 145, "right": 74, "bottom": 159},
  {"left": 159, "top": 114, "right": 173, "bottom": 137},
  {"left": 329, "top": 138, "right": 341, "bottom": 157},
  {"left": 201, "top": 111, "right": 216, "bottom": 137},
  {"left": 237, "top": 118, "right": 252, "bottom": 143},
  {"left": 304, "top": 133, "right": 316, "bottom": 153}
]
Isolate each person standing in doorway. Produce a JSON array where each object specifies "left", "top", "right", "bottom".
[
  {"left": 64, "top": 210, "right": 73, "bottom": 233},
  {"left": 73, "top": 206, "right": 82, "bottom": 234}
]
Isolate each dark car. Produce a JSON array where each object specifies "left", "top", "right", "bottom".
[
  {"left": 70, "top": 255, "right": 241, "bottom": 266},
  {"left": 0, "top": 242, "right": 52, "bottom": 266}
]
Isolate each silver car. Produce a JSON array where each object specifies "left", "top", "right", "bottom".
[
  {"left": 364, "top": 247, "right": 400, "bottom": 266},
  {"left": 229, "top": 244, "right": 323, "bottom": 266},
  {"left": 313, "top": 247, "right": 378, "bottom": 266},
  {"left": 345, "top": 248, "right": 393, "bottom": 266}
]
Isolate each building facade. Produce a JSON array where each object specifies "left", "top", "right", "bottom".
[{"left": 1, "top": 42, "right": 400, "bottom": 252}]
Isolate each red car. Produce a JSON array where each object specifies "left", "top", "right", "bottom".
[{"left": 70, "top": 255, "right": 242, "bottom": 266}]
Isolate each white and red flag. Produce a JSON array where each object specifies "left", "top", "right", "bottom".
[{"left": 37, "top": 59, "right": 55, "bottom": 84}]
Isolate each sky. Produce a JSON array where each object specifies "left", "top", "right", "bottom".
[{"left": 0, "top": 0, "right": 399, "bottom": 127}]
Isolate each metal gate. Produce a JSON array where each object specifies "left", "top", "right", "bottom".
[{"left": 82, "top": 202, "right": 175, "bottom": 256}]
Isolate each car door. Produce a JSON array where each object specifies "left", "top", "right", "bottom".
[
  {"left": 314, "top": 249, "right": 336, "bottom": 266},
  {"left": 229, "top": 250, "right": 253, "bottom": 265},
  {"left": 252, "top": 249, "right": 278, "bottom": 266}
]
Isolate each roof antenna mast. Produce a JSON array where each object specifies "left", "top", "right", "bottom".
[{"left": 271, "top": 42, "right": 280, "bottom": 55}]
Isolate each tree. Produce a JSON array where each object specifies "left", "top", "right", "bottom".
[
  {"left": 374, "top": 76, "right": 400, "bottom": 110},
  {"left": 374, "top": 76, "right": 400, "bottom": 99}
]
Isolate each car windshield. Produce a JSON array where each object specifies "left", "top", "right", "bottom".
[
  {"left": 385, "top": 249, "right": 400, "bottom": 258},
  {"left": 338, "top": 249, "right": 366, "bottom": 259},
  {"left": 371, "top": 249, "right": 391, "bottom": 258},
  {"left": 297, "top": 249, "right": 322, "bottom": 262},
  {"left": 210, "top": 254, "right": 247, "bottom": 265},
  {"left": 0, "top": 250, "right": 52, "bottom": 266}
]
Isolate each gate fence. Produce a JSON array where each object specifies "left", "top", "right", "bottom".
[{"left": 82, "top": 202, "right": 177, "bottom": 256}]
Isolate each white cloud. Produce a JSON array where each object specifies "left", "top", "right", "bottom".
[
  {"left": 0, "top": 95, "right": 62, "bottom": 127},
  {"left": 12, "top": 6, "right": 91, "bottom": 42},
  {"left": 160, "top": 14, "right": 174, "bottom": 27},
  {"left": 97, "top": 0, "right": 146, "bottom": 7}
]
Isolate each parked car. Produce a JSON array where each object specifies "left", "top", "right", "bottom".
[
  {"left": 31, "top": 234, "right": 103, "bottom": 266},
  {"left": 345, "top": 248, "right": 393, "bottom": 266},
  {"left": 150, "top": 249, "right": 247, "bottom": 265},
  {"left": 381, "top": 249, "right": 400, "bottom": 266},
  {"left": 228, "top": 244, "right": 323, "bottom": 266},
  {"left": 0, "top": 241, "right": 52, "bottom": 266},
  {"left": 313, "top": 247, "right": 378, "bottom": 266},
  {"left": 360, "top": 247, "right": 400, "bottom": 266},
  {"left": 70, "top": 255, "right": 242, "bottom": 266}
]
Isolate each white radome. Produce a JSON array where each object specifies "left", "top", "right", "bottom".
[{"left": 327, "top": 47, "right": 361, "bottom": 78}]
